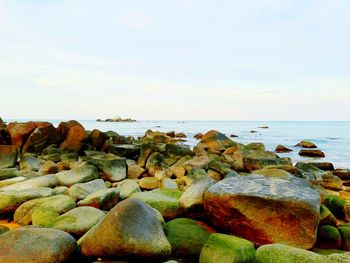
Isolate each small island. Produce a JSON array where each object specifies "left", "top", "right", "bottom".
[{"left": 96, "top": 116, "right": 136, "bottom": 123}]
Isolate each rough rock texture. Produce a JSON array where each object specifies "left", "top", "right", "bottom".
[
  {"left": 204, "top": 175, "right": 320, "bottom": 249},
  {"left": 7, "top": 122, "right": 37, "bottom": 149},
  {"left": 56, "top": 165, "right": 98, "bottom": 186},
  {"left": 299, "top": 149, "right": 325, "bottom": 158},
  {"left": 58, "top": 120, "right": 86, "bottom": 152},
  {"left": 67, "top": 179, "right": 106, "bottom": 201},
  {"left": 0, "top": 145, "right": 17, "bottom": 169},
  {"left": 77, "top": 188, "right": 119, "bottom": 210},
  {"left": 79, "top": 198, "right": 171, "bottom": 259},
  {"left": 0, "top": 226, "right": 78, "bottom": 263},
  {"left": 0, "top": 174, "right": 58, "bottom": 191}
]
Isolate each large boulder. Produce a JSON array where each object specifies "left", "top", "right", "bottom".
[
  {"left": 299, "top": 149, "right": 325, "bottom": 158},
  {"left": 88, "top": 129, "right": 109, "bottom": 150},
  {"left": 165, "top": 218, "right": 216, "bottom": 257},
  {"left": 199, "top": 233, "right": 256, "bottom": 263},
  {"left": 204, "top": 175, "right": 320, "bottom": 249},
  {"left": 0, "top": 119, "right": 10, "bottom": 144},
  {"left": 58, "top": 120, "right": 86, "bottom": 152},
  {"left": 87, "top": 158, "right": 127, "bottom": 182},
  {"left": 7, "top": 121, "right": 36, "bottom": 149},
  {"left": 0, "top": 187, "right": 54, "bottom": 214},
  {"left": 79, "top": 198, "right": 171, "bottom": 259},
  {"left": 55, "top": 164, "right": 98, "bottom": 186},
  {"left": 198, "top": 130, "right": 235, "bottom": 152},
  {"left": 0, "top": 145, "right": 17, "bottom": 169},
  {"left": 14, "top": 195, "right": 76, "bottom": 225},
  {"left": 0, "top": 226, "right": 78, "bottom": 263}
]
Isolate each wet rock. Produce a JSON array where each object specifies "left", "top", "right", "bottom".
[
  {"left": 0, "top": 174, "right": 58, "bottom": 191},
  {"left": 58, "top": 120, "right": 86, "bottom": 152},
  {"left": 77, "top": 188, "right": 119, "bottom": 210},
  {"left": 296, "top": 140, "right": 318, "bottom": 148},
  {"left": 48, "top": 206, "right": 105, "bottom": 236},
  {"left": 299, "top": 149, "right": 325, "bottom": 158},
  {"left": 324, "top": 195, "right": 347, "bottom": 219},
  {"left": 0, "top": 226, "right": 78, "bottom": 263},
  {"left": 165, "top": 218, "right": 216, "bottom": 257},
  {"left": 0, "top": 145, "right": 17, "bottom": 169},
  {"left": 208, "top": 160, "right": 232, "bottom": 176},
  {"left": 56, "top": 164, "right": 98, "bottom": 187},
  {"left": 295, "top": 162, "right": 326, "bottom": 184},
  {"left": 116, "top": 179, "right": 141, "bottom": 199},
  {"left": 146, "top": 152, "right": 169, "bottom": 176},
  {"left": 322, "top": 173, "right": 343, "bottom": 191},
  {"left": 67, "top": 179, "right": 106, "bottom": 201},
  {"left": 338, "top": 226, "right": 350, "bottom": 251},
  {"left": 130, "top": 189, "right": 183, "bottom": 220},
  {"left": 0, "top": 187, "right": 54, "bottom": 215},
  {"left": 0, "top": 176, "right": 26, "bottom": 187},
  {"left": 175, "top": 132, "right": 186, "bottom": 138},
  {"left": 14, "top": 194, "right": 76, "bottom": 225},
  {"left": 315, "top": 225, "right": 341, "bottom": 249},
  {"left": 204, "top": 175, "right": 320, "bottom": 249},
  {"left": 108, "top": 144, "right": 140, "bottom": 159},
  {"left": 79, "top": 198, "right": 171, "bottom": 259},
  {"left": 161, "top": 178, "right": 179, "bottom": 190},
  {"left": 334, "top": 169, "right": 350, "bottom": 180},
  {"left": 200, "top": 233, "right": 256, "bottom": 263},
  {"left": 309, "top": 162, "right": 335, "bottom": 171},
  {"left": 275, "top": 145, "right": 293, "bottom": 153}
]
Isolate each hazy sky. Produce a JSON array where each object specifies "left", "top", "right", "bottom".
[{"left": 0, "top": 0, "right": 349, "bottom": 120}]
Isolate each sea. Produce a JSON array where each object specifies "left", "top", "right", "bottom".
[{"left": 4, "top": 119, "right": 350, "bottom": 169}]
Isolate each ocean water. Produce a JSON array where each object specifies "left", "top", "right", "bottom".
[{"left": 4, "top": 119, "right": 350, "bottom": 169}]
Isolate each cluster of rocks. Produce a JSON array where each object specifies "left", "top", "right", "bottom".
[
  {"left": 0, "top": 119, "right": 350, "bottom": 262},
  {"left": 96, "top": 116, "right": 136, "bottom": 122}
]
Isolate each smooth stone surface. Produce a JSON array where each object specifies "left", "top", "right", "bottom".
[
  {"left": 296, "top": 140, "right": 318, "bottom": 148},
  {"left": 0, "top": 187, "right": 54, "bottom": 214},
  {"left": 165, "top": 218, "right": 216, "bottom": 257},
  {"left": 0, "top": 168, "right": 21, "bottom": 180},
  {"left": 116, "top": 179, "right": 141, "bottom": 199},
  {"left": 14, "top": 195, "right": 76, "bottom": 225},
  {"left": 88, "top": 158, "right": 127, "bottom": 182},
  {"left": 77, "top": 188, "right": 119, "bottom": 210},
  {"left": 299, "top": 149, "right": 325, "bottom": 158},
  {"left": 0, "top": 226, "right": 78, "bottom": 263},
  {"left": 80, "top": 199, "right": 171, "bottom": 259},
  {"left": 48, "top": 206, "right": 105, "bottom": 236},
  {"left": 204, "top": 175, "right": 320, "bottom": 249},
  {"left": 139, "top": 177, "right": 160, "bottom": 190},
  {"left": 199, "top": 233, "right": 256, "bottom": 263},
  {"left": 67, "top": 179, "right": 106, "bottom": 201},
  {"left": 56, "top": 165, "right": 98, "bottom": 187},
  {"left": 315, "top": 225, "right": 342, "bottom": 249},
  {"left": 0, "top": 174, "right": 58, "bottom": 191}
]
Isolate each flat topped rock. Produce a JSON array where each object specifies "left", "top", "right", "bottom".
[{"left": 204, "top": 175, "right": 321, "bottom": 249}]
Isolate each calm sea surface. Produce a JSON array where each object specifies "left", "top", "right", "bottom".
[{"left": 4, "top": 120, "right": 350, "bottom": 169}]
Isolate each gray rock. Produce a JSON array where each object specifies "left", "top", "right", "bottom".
[
  {"left": 88, "top": 158, "right": 127, "bottom": 182},
  {"left": 116, "top": 179, "right": 141, "bottom": 199},
  {"left": 19, "top": 153, "right": 41, "bottom": 171},
  {"left": 67, "top": 179, "right": 106, "bottom": 201},
  {"left": 0, "top": 174, "right": 58, "bottom": 191},
  {"left": 0, "top": 226, "right": 78, "bottom": 263},
  {"left": 77, "top": 188, "right": 119, "bottom": 210},
  {"left": 56, "top": 165, "right": 98, "bottom": 187}
]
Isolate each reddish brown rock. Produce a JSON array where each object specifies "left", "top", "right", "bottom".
[
  {"left": 7, "top": 122, "right": 36, "bottom": 149},
  {"left": 58, "top": 120, "right": 86, "bottom": 152},
  {"left": 308, "top": 162, "right": 334, "bottom": 171},
  {"left": 194, "top": 133, "right": 203, "bottom": 140},
  {"left": 295, "top": 140, "right": 317, "bottom": 148},
  {"left": 275, "top": 145, "right": 293, "bottom": 153},
  {"left": 175, "top": 132, "right": 187, "bottom": 138},
  {"left": 333, "top": 169, "right": 350, "bottom": 180},
  {"left": 299, "top": 149, "right": 325, "bottom": 158},
  {"left": 0, "top": 145, "right": 17, "bottom": 168}
]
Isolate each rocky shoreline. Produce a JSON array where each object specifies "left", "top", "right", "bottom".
[{"left": 0, "top": 119, "right": 350, "bottom": 262}]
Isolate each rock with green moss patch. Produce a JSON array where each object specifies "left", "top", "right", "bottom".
[
  {"left": 320, "top": 205, "right": 337, "bottom": 226},
  {"left": 338, "top": 227, "right": 350, "bottom": 251},
  {"left": 87, "top": 158, "right": 127, "bottom": 182},
  {"left": 199, "top": 233, "right": 256, "bottom": 263},
  {"left": 56, "top": 165, "right": 98, "bottom": 187},
  {"left": 0, "top": 168, "right": 21, "bottom": 180},
  {"left": 165, "top": 218, "right": 216, "bottom": 257},
  {"left": 0, "top": 225, "right": 9, "bottom": 235},
  {"left": 32, "top": 207, "right": 60, "bottom": 226},
  {"left": 0, "top": 174, "right": 58, "bottom": 191},
  {"left": 324, "top": 195, "right": 346, "bottom": 219},
  {"left": 130, "top": 189, "right": 183, "bottom": 220},
  {"left": 67, "top": 179, "right": 106, "bottom": 201},
  {"left": 116, "top": 179, "right": 141, "bottom": 199},
  {"left": 77, "top": 188, "right": 119, "bottom": 210},
  {"left": 316, "top": 225, "right": 341, "bottom": 249}
]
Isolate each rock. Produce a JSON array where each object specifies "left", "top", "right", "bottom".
[
  {"left": 0, "top": 120, "right": 10, "bottom": 145},
  {"left": 295, "top": 162, "right": 326, "bottom": 184},
  {"left": 130, "top": 189, "right": 183, "bottom": 220},
  {"left": 275, "top": 145, "right": 293, "bottom": 153},
  {"left": 19, "top": 153, "right": 40, "bottom": 171},
  {"left": 165, "top": 218, "right": 216, "bottom": 257},
  {"left": 32, "top": 207, "right": 60, "bottom": 226},
  {"left": 0, "top": 168, "right": 20, "bottom": 180},
  {"left": 198, "top": 130, "right": 235, "bottom": 152},
  {"left": 194, "top": 133, "right": 203, "bottom": 140},
  {"left": 170, "top": 155, "right": 192, "bottom": 178},
  {"left": 88, "top": 158, "right": 127, "bottom": 182},
  {"left": 299, "top": 149, "right": 325, "bottom": 158},
  {"left": 163, "top": 144, "right": 193, "bottom": 166},
  {"left": 22, "top": 122, "right": 59, "bottom": 154},
  {"left": 175, "top": 132, "right": 186, "bottom": 138},
  {"left": 139, "top": 177, "right": 160, "bottom": 190},
  {"left": 79, "top": 198, "right": 171, "bottom": 259},
  {"left": 208, "top": 160, "right": 232, "bottom": 176},
  {"left": 320, "top": 205, "right": 337, "bottom": 226},
  {"left": 255, "top": 244, "right": 350, "bottom": 263},
  {"left": 56, "top": 164, "right": 98, "bottom": 187},
  {"left": 161, "top": 178, "right": 179, "bottom": 190},
  {"left": 127, "top": 163, "right": 145, "bottom": 179},
  {"left": 116, "top": 179, "right": 141, "bottom": 199},
  {"left": 309, "top": 162, "right": 335, "bottom": 171},
  {"left": 77, "top": 188, "right": 119, "bottom": 210},
  {"left": 42, "top": 153, "right": 61, "bottom": 163},
  {"left": 316, "top": 225, "right": 342, "bottom": 249},
  {"left": 252, "top": 167, "right": 294, "bottom": 179},
  {"left": 38, "top": 160, "right": 59, "bottom": 175},
  {"left": 199, "top": 233, "right": 256, "bottom": 263},
  {"left": 324, "top": 195, "right": 347, "bottom": 219},
  {"left": 0, "top": 225, "right": 9, "bottom": 235},
  {"left": 338, "top": 227, "right": 350, "bottom": 251},
  {"left": 322, "top": 173, "right": 343, "bottom": 191},
  {"left": 14, "top": 195, "right": 76, "bottom": 225},
  {"left": 296, "top": 140, "right": 317, "bottom": 148},
  {"left": 334, "top": 169, "right": 350, "bottom": 180},
  {"left": 166, "top": 131, "right": 175, "bottom": 137},
  {"left": 0, "top": 187, "right": 54, "bottom": 214},
  {"left": 179, "top": 176, "right": 215, "bottom": 210},
  {"left": 60, "top": 151, "right": 79, "bottom": 161},
  {"left": 0, "top": 174, "right": 58, "bottom": 191},
  {"left": 108, "top": 144, "right": 140, "bottom": 159},
  {"left": 146, "top": 152, "right": 169, "bottom": 177},
  {"left": 67, "top": 179, "right": 106, "bottom": 201},
  {"left": 0, "top": 145, "right": 17, "bottom": 169},
  {"left": 0, "top": 176, "right": 26, "bottom": 187},
  {"left": 0, "top": 227, "right": 77, "bottom": 263},
  {"left": 7, "top": 121, "right": 36, "bottom": 149},
  {"left": 58, "top": 120, "right": 86, "bottom": 152},
  {"left": 48, "top": 206, "right": 105, "bottom": 236},
  {"left": 88, "top": 129, "right": 109, "bottom": 150},
  {"left": 204, "top": 175, "right": 320, "bottom": 249}
]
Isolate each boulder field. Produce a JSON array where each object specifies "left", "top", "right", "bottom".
[{"left": 0, "top": 119, "right": 350, "bottom": 262}]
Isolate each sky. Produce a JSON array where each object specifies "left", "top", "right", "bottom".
[{"left": 0, "top": 0, "right": 349, "bottom": 121}]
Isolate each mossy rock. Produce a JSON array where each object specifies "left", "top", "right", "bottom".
[
  {"left": 324, "top": 195, "right": 346, "bottom": 219},
  {"left": 320, "top": 205, "right": 337, "bottom": 226},
  {"left": 313, "top": 248, "right": 348, "bottom": 255},
  {"left": 165, "top": 218, "right": 216, "bottom": 257},
  {"left": 316, "top": 225, "right": 341, "bottom": 249},
  {"left": 338, "top": 227, "right": 350, "bottom": 251},
  {"left": 32, "top": 207, "right": 60, "bottom": 226},
  {"left": 199, "top": 233, "right": 256, "bottom": 263},
  {"left": 0, "top": 225, "right": 9, "bottom": 235}
]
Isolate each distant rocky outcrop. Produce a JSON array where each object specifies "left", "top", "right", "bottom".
[{"left": 96, "top": 116, "right": 136, "bottom": 122}]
